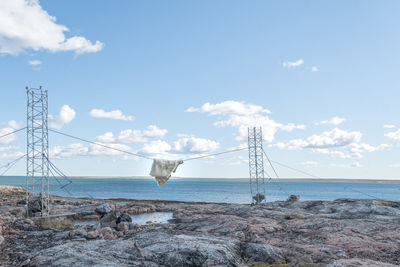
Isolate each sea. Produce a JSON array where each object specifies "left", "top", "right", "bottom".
[{"left": 1, "top": 176, "right": 399, "bottom": 204}]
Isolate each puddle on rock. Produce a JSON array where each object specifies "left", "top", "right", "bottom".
[
  {"left": 74, "top": 212, "right": 173, "bottom": 227},
  {"left": 74, "top": 220, "right": 97, "bottom": 227},
  {"left": 131, "top": 212, "right": 173, "bottom": 225}
]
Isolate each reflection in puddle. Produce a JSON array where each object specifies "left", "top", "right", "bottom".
[
  {"left": 131, "top": 212, "right": 173, "bottom": 225},
  {"left": 74, "top": 220, "right": 97, "bottom": 226},
  {"left": 74, "top": 212, "right": 173, "bottom": 227}
]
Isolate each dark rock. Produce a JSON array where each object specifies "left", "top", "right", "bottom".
[
  {"left": 27, "top": 195, "right": 46, "bottom": 216},
  {"left": 116, "top": 213, "right": 132, "bottom": 224},
  {"left": 252, "top": 193, "right": 265, "bottom": 204},
  {"left": 241, "top": 242, "right": 282, "bottom": 264},
  {"left": 100, "top": 211, "right": 118, "bottom": 228},
  {"left": 286, "top": 194, "right": 300, "bottom": 202}
]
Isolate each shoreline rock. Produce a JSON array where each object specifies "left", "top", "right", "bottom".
[{"left": 0, "top": 186, "right": 399, "bottom": 266}]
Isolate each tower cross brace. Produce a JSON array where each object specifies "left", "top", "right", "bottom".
[
  {"left": 26, "top": 86, "right": 50, "bottom": 216},
  {"left": 248, "top": 127, "right": 266, "bottom": 204}
]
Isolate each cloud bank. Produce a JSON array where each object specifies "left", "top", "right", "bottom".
[{"left": 0, "top": 0, "right": 103, "bottom": 55}]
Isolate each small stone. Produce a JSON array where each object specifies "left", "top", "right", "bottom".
[
  {"left": 117, "top": 222, "right": 129, "bottom": 232},
  {"left": 0, "top": 235, "right": 4, "bottom": 246},
  {"left": 98, "top": 227, "right": 113, "bottom": 237},
  {"left": 87, "top": 231, "right": 98, "bottom": 239},
  {"left": 102, "top": 232, "right": 115, "bottom": 240}
]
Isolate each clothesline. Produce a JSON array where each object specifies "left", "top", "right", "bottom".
[{"left": 49, "top": 129, "right": 248, "bottom": 162}]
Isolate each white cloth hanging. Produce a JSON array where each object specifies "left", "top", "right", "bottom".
[{"left": 150, "top": 159, "right": 183, "bottom": 186}]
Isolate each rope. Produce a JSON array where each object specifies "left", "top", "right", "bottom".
[
  {"left": 183, "top": 147, "right": 248, "bottom": 162},
  {"left": 268, "top": 159, "right": 321, "bottom": 179},
  {"left": 0, "top": 154, "right": 27, "bottom": 176},
  {"left": 49, "top": 129, "right": 153, "bottom": 160},
  {"left": 0, "top": 127, "right": 27, "bottom": 140},
  {"left": 50, "top": 128, "right": 247, "bottom": 162},
  {"left": 262, "top": 149, "right": 290, "bottom": 197},
  {"left": 44, "top": 154, "right": 108, "bottom": 210}
]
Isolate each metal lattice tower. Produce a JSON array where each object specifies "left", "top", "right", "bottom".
[
  {"left": 26, "top": 86, "right": 50, "bottom": 216},
  {"left": 248, "top": 127, "right": 266, "bottom": 204}
]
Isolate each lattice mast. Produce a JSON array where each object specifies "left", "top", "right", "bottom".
[
  {"left": 248, "top": 127, "right": 266, "bottom": 204},
  {"left": 26, "top": 86, "right": 50, "bottom": 216}
]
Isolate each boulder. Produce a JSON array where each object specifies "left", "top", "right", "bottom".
[
  {"left": 87, "top": 231, "right": 98, "bottom": 239},
  {"left": 117, "top": 222, "right": 129, "bottom": 232},
  {"left": 100, "top": 211, "right": 118, "bottom": 228},
  {"left": 241, "top": 242, "right": 282, "bottom": 264},
  {"left": 27, "top": 195, "right": 46, "bottom": 216},
  {"left": 286, "top": 194, "right": 300, "bottom": 202},
  {"left": 116, "top": 213, "right": 132, "bottom": 224}
]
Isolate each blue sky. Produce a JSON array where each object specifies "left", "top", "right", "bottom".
[{"left": 1, "top": 0, "right": 400, "bottom": 179}]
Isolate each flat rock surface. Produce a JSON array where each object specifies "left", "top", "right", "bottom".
[{"left": 0, "top": 186, "right": 399, "bottom": 266}]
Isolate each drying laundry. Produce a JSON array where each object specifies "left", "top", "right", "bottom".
[{"left": 150, "top": 159, "right": 183, "bottom": 186}]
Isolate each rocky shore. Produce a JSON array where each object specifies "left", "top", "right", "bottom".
[{"left": 0, "top": 185, "right": 399, "bottom": 267}]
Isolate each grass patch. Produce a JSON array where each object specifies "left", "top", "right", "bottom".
[{"left": 35, "top": 217, "right": 75, "bottom": 230}]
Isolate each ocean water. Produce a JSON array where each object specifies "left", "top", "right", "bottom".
[{"left": 0, "top": 176, "right": 399, "bottom": 204}]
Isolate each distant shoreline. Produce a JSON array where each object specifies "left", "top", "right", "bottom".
[
  {"left": 2, "top": 175, "right": 400, "bottom": 183},
  {"left": 57, "top": 176, "right": 400, "bottom": 183}
]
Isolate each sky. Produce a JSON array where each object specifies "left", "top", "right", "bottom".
[{"left": 1, "top": 0, "right": 400, "bottom": 179}]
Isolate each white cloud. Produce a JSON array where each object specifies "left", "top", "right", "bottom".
[
  {"left": 28, "top": 60, "right": 42, "bottom": 66},
  {"left": 7, "top": 120, "right": 22, "bottom": 129},
  {"left": 50, "top": 143, "right": 88, "bottom": 159},
  {"left": 350, "top": 162, "right": 361, "bottom": 168},
  {"left": 0, "top": 0, "right": 103, "bottom": 55},
  {"left": 311, "top": 66, "right": 319, "bottom": 72},
  {"left": 117, "top": 129, "right": 147, "bottom": 143},
  {"left": 0, "top": 151, "right": 25, "bottom": 159},
  {"left": 0, "top": 145, "right": 18, "bottom": 152},
  {"left": 142, "top": 125, "right": 168, "bottom": 138},
  {"left": 50, "top": 142, "right": 136, "bottom": 158},
  {"left": 140, "top": 140, "right": 171, "bottom": 155},
  {"left": 384, "top": 129, "right": 400, "bottom": 141},
  {"left": 97, "top": 132, "right": 115, "bottom": 143},
  {"left": 186, "top": 101, "right": 271, "bottom": 115},
  {"left": 88, "top": 143, "right": 132, "bottom": 157},
  {"left": 282, "top": 59, "right": 304, "bottom": 68},
  {"left": 188, "top": 101, "right": 304, "bottom": 143},
  {"left": 301, "top": 161, "right": 318, "bottom": 166},
  {"left": 389, "top": 164, "right": 400, "bottom": 168},
  {"left": 49, "top": 105, "right": 76, "bottom": 129},
  {"left": 0, "top": 127, "right": 18, "bottom": 144},
  {"left": 221, "top": 155, "right": 248, "bottom": 166},
  {"left": 105, "top": 125, "right": 168, "bottom": 144},
  {"left": 315, "top": 116, "right": 345, "bottom": 126},
  {"left": 271, "top": 128, "right": 390, "bottom": 159},
  {"left": 383, "top": 124, "right": 395, "bottom": 129},
  {"left": 173, "top": 136, "right": 220, "bottom": 154},
  {"left": 270, "top": 128, "right": 361, "bottom": 150},
  {"left": 89, "top": 109, "right": 134, "bottom": 121},
  {"left": 312, "top": 148, "right": 351, "bottom": 159}
]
